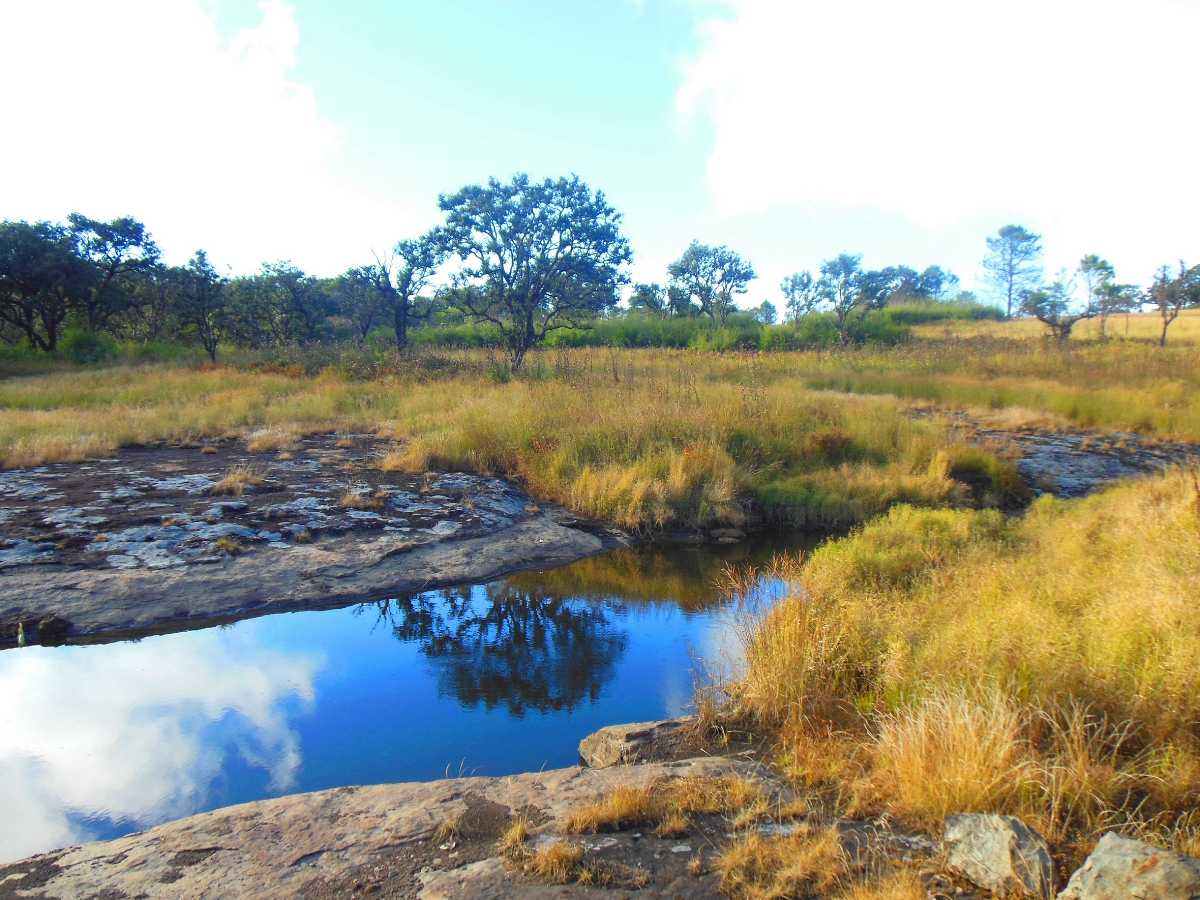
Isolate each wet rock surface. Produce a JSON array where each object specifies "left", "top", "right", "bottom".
[
  {"left": 928, "top": 410, "right": 1200, "bottom": 498},
  {"left": 0, "top": 433, "right": 625, "bottom": 647}
]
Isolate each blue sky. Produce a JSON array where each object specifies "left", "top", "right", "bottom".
[{"left": 3, "top": 0, "right": 1198, "bottom": 307}]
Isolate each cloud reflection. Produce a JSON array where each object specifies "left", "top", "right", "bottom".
[{"left": 0, "top": 629, "right": 321, "bottom": 863}]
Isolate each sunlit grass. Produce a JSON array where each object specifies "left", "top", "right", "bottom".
[
  {"left": 0, "top": 352, "right": 1019, "bottom": 530},
  {"left": 731, "top": 469, "right": 1200, "bottom": 862}
]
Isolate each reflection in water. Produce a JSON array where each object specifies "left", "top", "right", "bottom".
[
  {"left": 366, "top": 584, "right": 628, "bottom": 715},
  {"left": 0, "top": 531, "right": 822, "bottom": 864},
  {"left": 0, "top": 632, "right": 321, "bottom": 861}
]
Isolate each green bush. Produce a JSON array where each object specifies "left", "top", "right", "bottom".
[{"left": 61, "top": 329, "right": 119, "bottom": 364}]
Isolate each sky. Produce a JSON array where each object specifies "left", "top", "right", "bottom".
[{"left": 2, "top": 0, "right": 1197, "bottom": 307}]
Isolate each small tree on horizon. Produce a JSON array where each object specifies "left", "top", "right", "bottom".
[
  {"left": 439, "top": 174, "right": 631, "bottom": 371},
  {"left": 780, "top": 271, "right": 820, "bottom": 321},
  {"left": 1147, "top": 262, "right": 1200, "bottom": 347},
  {"left": 667, "top": 241, "right": 755, "bottom": 327},
  {"left": 817, "top": 253, "right": 866, "bottom": 344},
  {"left": 177, "top": 250, "right": 227, "bottom": 362},
  {"left": 984, "top": 225, "right": 1043, "bottom": 318},
  {"left": 1020, "top": 277, "right": 1095, "bottom": 347}
]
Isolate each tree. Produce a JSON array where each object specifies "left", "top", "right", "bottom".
[
  {"left": 755, "top": 300, "right": 777, "bottom": 325},
  {"left": 1148, "top": 262, "right": 1200, "bottom": 347},
  {"left": 1020, "top": 277, "right": 1094, "bottom": 346},
  {"left": 667, "top": 241, "right": 755, "bottom": 327},
  {"left": 259, "top": 261, "right": 334, "bottom": 345},
  {"left": 983, "top": 225, "right": 1042, "bottom": 318},
  {"left": 817, "top": 253, "right": 865, "bottom": 344},
  {"left": 371, "top": 233, "right": 445, "bottom": 350},
  {"left": 0, "top": 220, "right": 91, "bottom": 351},
  {"left": 916, "top": 265, "right": 959, "bottom": 300},
  {"left": 439, "top": 174, "right": 631, "bottom": 371},
  {"left": 335, "top": 266, "right": 386, "bottom": 346},
  {"left": 176, "top": 250, "right": 227, "bottom": 362},
  {"left": 119, "top": 263, "right": 183, "bottom": 341},
  {"left": 66, "top": 214, "right": 159, "bottom": 332},
  {"left": 780, "top": 271, "right": 820, "bottom": 321},
  {"left": 628, "top": 282, "right": 667, "bottom": 317},
  {"left": 859, "top": 265, "right": 919, "bottom": 309}
]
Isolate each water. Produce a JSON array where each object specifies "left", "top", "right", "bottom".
[{"left": 0, "top": 533, "right": 818, "bottom": 863}]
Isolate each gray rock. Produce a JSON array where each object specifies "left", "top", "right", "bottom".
[
  {"left": 1058, "top": 832, "right": 1200, "bottom": 899},
  {"left": 578, "top": 717, "right": 696, "bottom": 768},
  {"left": 944, "top": 813, "right": 1055, "bottom": 898},
  {"left": 0, "top": 539, "right": 57, "bottom": 569}
]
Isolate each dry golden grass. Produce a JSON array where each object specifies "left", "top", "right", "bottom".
[
  {"left": 655, "top": 811, "right": 690, "bottom": 838},
  {"left": 433, "top": 811, "right": 462, "bottom": 844},
  {"left": 209, "top": 464, "right": 263, "bottom": 496},
  {"left": 214, "top": 536, "right": 242, "bottom": 555},
  {"left": 498, "top": 815, "right": 530, "bottom": 857},
  {"left": 731, "top": 469, "right": 1200, "bottom": 861},
  {"left": 835, "top": 870, "right": 926, "bottom": 900},
  {"left": 561, "top": 775, "right": 769, "bottom": 838},
  {"left": 245, "top": 425, "right": 298, "bottom": 453},
  {"left": 716, "top": 826, "right": 847, "bottom": 900},
  {"left": 337, "top": 489, "right": 383, "bottom": 510},
  {"left": 526, "top": 841, "right": 584, "bottom": 883},
  {"left": 0, "top": 351, "right": 1022, "bottom": 530}
]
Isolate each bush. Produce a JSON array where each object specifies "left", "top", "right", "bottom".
[{"left": 61, "top": 329, "right": 118, "bottom": 364}]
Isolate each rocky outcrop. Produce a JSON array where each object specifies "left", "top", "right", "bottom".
[
  {"left": 943, "top": 813, "right": 1055, "bottom": 898},
  {"left": 0, "top": 435, "right": 627, "bottom": 646},
  {"left": 0, "top": 756, "right": 758, "bottom": 899},
  {"left": 578, "top": 717, "right": 698, "bottom": 768},
  {"left": 1058, "top": 832, "right": 1200, "bottom": 900}
]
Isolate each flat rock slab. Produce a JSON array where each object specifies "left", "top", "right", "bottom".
[
  {"left": 0, "top": 756, "right": 760, "bottom": 899},
  {"left": 923, "top": 409, "right": 1200, "bottom": 499},
  {"left": 0, "top": 434, "right": 625, "bottom": 646}
]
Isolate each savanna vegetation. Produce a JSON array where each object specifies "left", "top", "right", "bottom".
[{"left": 5, "top": 172, "right": 1200, "bottom": 893}]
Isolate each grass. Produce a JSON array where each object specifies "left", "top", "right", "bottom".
[
  {"left": 209, "top": 464, "right": 263, "bottom": 496},
  {"left": 0, "top": 349, "right": 1024, "bottom": 531},
  {"left": 727, "top": 468, "right": 1200, "bottom": 864}
]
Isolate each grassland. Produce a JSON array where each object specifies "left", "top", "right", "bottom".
[
  {"left": 726, "top": 468, "right": 1200, "bottom": 873},
  {"left": 0, "top": 348, "right": 1029, "bottom": 531}
]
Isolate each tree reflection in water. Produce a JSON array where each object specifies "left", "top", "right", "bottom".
[{"left": 365, "top": 584, "right": 628, "bottom": 716}]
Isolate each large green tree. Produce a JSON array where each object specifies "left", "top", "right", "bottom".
[
  {"left": 0, "top": 220, "right": 92, "bottom": 351},
  {"left": 667, "top": 241, "right": 755, "bottom": 327},
  {"left": 984, "top": 225, "right": 1043, "bottom": 318},
  {"left": 439, "top": 174, "right": 631, "bottom": 371},
  {"left": 66, "top": 214, "right": 160, "bottom": 332}
]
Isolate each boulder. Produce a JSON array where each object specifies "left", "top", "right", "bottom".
[
  {"left": 578, "top": 717, "right": 696, "bottom": 768},
  {"left": 1058, "top": 832, "right": 1200, "bottom": 899},
  {"left": 943, "top": 813, "right": 1055, "bottom": 898}
]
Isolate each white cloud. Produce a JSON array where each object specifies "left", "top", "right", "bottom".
[
  {"left": 678, "top": 0, "right": 1200, "bottom": 287},
  {"left": 0, "top": 631, "right": 321, "bottom": 862},
  {"left": 0, "top": 1, "right": 415, "bottom": 275}
]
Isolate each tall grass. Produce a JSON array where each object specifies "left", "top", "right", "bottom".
[
  {"left": 730, "top": 469, "right": 1200, "bottom": 860},
  {"left": 0, "top": 350, "right": 1017, "bottom": 531}
]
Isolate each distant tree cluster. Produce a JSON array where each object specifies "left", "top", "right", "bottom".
[
  {"left": 980, "top": 224, "right": 1199, "bottom": 346},
  {"left": 4, "top": 179, "right": 1196, "bottom": 368}
]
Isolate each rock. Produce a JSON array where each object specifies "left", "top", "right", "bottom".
[
  {"left": 943, "top": 813, "right": 1055, "bottom": 898},
  {"left": 578, "top": 717, "right": 696, "bottom": 767},
  {"left": 708, "top": 527, "right": 746, "bottom": 542},
  {"left": 35, "top": 614, "right": 71, "bottom": 643},
  {"left": 1058, "top": 832, "right": 1200, "bottom": 899},
  {"left": 0, "top": 755, "right": 756, "bottom": 898}
]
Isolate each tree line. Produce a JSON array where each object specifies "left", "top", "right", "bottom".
[{"left": 3, "top": 174, "right": 1197, "bottom": 370}]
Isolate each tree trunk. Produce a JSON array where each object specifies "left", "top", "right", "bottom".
[
  {"left": 1160, "top": 318, "right": 1169, "bottom": 347},
  {"left": 393, "top": 301, "right": 408, "bottom": 351}
]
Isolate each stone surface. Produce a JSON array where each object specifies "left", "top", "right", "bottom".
[
  {"left": 944, "top": 813, "right": 1055, "bottom": 898},
  {"left": 0, "top": 756, "right": 756, "bottom": 899},
  {"left": 1057, "top": 832, "right": 1200, "bottom": 900},
  {"left": 0, "top": 434, "right": 627, "bottom": 646},
  {"left": 578, "top": 717, "right": 698, "bottom": 768}
]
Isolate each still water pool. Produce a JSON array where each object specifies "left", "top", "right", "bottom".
[{"left": 0, "top": 533, "right": 817, "bottom": 862}]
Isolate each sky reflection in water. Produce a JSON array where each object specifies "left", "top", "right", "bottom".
[{"left": 0, "top": 535, "right": 813, "bottom": 862}]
